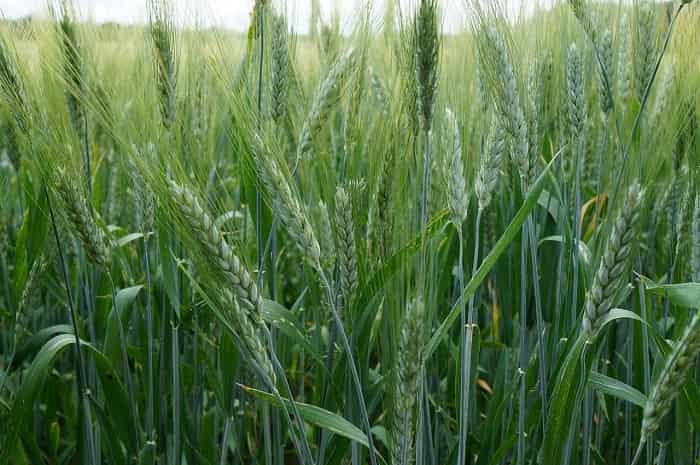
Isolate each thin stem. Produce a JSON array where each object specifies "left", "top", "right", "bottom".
[
  {"left": 526, "top": 215, "right": 548, "bottom": 427},
  {"left": 517, "top": 227, "right": 527, "bottom": 465},
  {"left": 419, "top": 130, "right": 431, "bottom": 295},
  {"left": 456, "top": 224, "right": 467, "bottom": 465},
  {"left": 457, "top": 208, "right": 482, "bottom": 465},
  {"left": 263, "top": 326, "right": 316, "bottom": 465},
  {"left": 46, "top": 187, "right": 96, "bottom": 465},
  {"left": 144, "top": 238, "right": 155, "bottom": 437},
  {"left": 172, "top": 320, "right": 181, "bottom": 465},
  {"left": 318, "top": 269, "right": 378, "bottom": 465},
  {"left": 109, "top": 278, "right": 139, "bottom": 449}
]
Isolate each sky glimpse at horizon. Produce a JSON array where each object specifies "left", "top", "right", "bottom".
[{"left": 0, "top": 0, "right": 563, "bottom": 34}]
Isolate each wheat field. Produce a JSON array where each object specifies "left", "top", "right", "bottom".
[{"left": 0, "top": 1, "right": 699, "bottom": 464}]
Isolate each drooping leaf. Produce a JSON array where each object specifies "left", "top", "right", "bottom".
[
  {"left": 639, "top": 275, "right": 700, "bottom": 309},
  {"left": 589, "top": 371, "right": 647, "bottom": 408},
  {"left": 240, "top": 384, "right": 370, "bottom": 448}
]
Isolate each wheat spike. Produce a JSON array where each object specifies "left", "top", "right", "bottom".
[
  {"left": 335, "top": 186, "right": 358, "bottom": 307},
  {"left": 392, "top": 297, "right": 425, "bottom": 465},
  {"left": 257, "top": 148, "right": 321, "bottom": 270},
  {"left": 414, "top": 0, "right": 440, "bottom": 131},
  {"left": 297, "top": 49, "right": 354, "bottom": 163},
  {"left": 582, "top": 183, "right": 643, "bottom": 338},
  {"left": 641, "top": 311, "right": 700, "bottom": 443},
  {"left": 55, "top": 168, "right": 112, "bottom": 270},
  {"left": 475, "top": 117, "right": 506, "bottom": 212},
  {"left": 168, "top": 180, "right": 263, "bottom": 321},
  {"left": 691, "top": 194, "right": 700, "bottom": 282}
]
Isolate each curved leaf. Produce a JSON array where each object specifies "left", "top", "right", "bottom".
[
  {"left": 589, "top": 371, "right": 647, "bottom": 408},
  {"left": 104, "top": 285, "right": 143, "bottom": 367},
  {"left": 10, "top": 334, "right": 136, "bottom": 456},
  {"left": 240, "top": 384, "right": 370, "bottom": 448},
  {"left": 639, "top": 275, "right": 700, "bottom": 309}
]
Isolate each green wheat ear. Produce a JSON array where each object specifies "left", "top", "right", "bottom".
[{"left": 582, "top": 183, "right": 643, "bottom": 339}]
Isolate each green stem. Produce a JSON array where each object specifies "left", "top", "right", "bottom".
[
  {"left": 46, "top": 187, "right": 97, "bottom": 465},
  {"left": 319, "top": 269, "right": 378, "bottom": 465}
]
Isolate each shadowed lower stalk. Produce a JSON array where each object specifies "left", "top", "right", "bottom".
[
  {"left": 318, "top": 269, "right": 378, "bottom": 465},
  {"left": 45, "top": 187, "right": 96, "bottom": 465},
  {"left": 108, "top": 278, "right": 139, "bottom": 448},
  {"left": 458, "top": 208, "right": 482, "bottom": 465},
  {"left": 144, "top": 237, "right": 155, "bottom": 438},
  {"left": 517, "top": 228, "right": 527, "bottom": 465}
]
